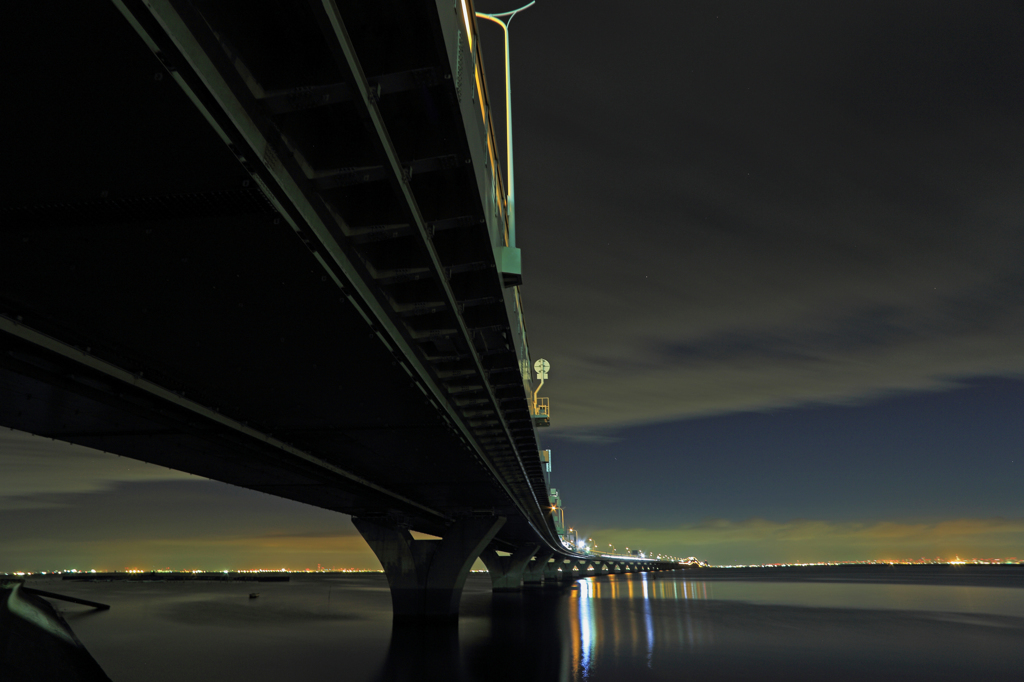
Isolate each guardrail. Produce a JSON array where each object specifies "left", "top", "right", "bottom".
[{"left": 459, "top": 0, "right": 540, "bottom": 418}]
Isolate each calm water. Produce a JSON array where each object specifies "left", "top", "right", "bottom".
[{"left": 26, "top": 569, "right": 1024, "bottom": 681}]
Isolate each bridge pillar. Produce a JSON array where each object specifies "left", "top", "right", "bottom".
[
  {"left": 549, "top": 560, "right": 579, "bottom": 583},
  {"left": 522, "top": 551, "right": 554, "bottom": 585},
  {"left": 544, "top": 559, "right": 566, "bottom": 582},
  {"left": 479, "top": 544, "right": 540, "bottom": 591},
  {"left": 353, "top": 516, "right": 505, "bottom": 622}
]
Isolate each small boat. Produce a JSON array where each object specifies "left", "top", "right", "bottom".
[{"left": 249, "top": 592, "right": 259, "bottom": 599}]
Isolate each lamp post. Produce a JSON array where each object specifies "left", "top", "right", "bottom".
[
  {"left": 474, "top": 1, "right": 535, "bottom": 249},
  {"left": 532, "top": 357, "right": 549, "bottom": 415}
]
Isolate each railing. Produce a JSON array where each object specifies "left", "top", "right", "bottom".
[
  {"left": 460, "top": 1, "right": 538, "bottom": 405},
  {"left": 513, "top": 285, "right": 530, "bottom": 379},
  {"left": 534, "top": 396, "right": 549, "bottom": 418},
  {"left": 461, "top": 0, "right": 511, "bottom": 249}
]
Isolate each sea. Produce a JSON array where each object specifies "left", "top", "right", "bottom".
[{"left": 21, "top": 566, "right": 1024, "bottom": 681}]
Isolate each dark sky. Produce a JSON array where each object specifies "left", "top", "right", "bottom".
[{"left": 3, "top": 1, "right": 1023, "bottom": 570}]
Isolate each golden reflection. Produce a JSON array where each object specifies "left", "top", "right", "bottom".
[
  {"left": 576, "top": 575, "right": 712, "bottom": 603},
  {"left": 569, "top": 586, "right": 581, "bottom": 676},
  {"left": 570, "top": 573, "right": 716, "bottom": 677},
  {"left": 609, "top": 575, "right": 621, "bottom": 659}
]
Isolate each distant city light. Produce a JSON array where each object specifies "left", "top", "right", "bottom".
[{"left": 1, "top": 555, "right": 1020, "bottom": 577}]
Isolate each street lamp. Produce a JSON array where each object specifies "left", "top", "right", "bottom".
[{"left": 474, "top": 2, "right": 535, "bottom": 250}]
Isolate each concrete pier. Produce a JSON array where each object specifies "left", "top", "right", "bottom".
[
  {"left": 353, "top": 516, "right": 505, "bottom": 621},
  {"left": 479, "top": 544, "right": 540, "bottom": 591},
  {"left": 522, "top": 551, "right": 554, "bottom": 585}
]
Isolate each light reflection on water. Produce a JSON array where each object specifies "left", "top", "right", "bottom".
[
  {"left": 25, "top": 571, "right": 1024, "bottom": 681},
  {"left": 573, "top": 575, "right": 717, "bottom": 679},
  {"left": 568, "top": 572, "right": 1024, "bottom": 681},
  {"left": 693, "top": 579, "right": 1024, "bottom": 616}
]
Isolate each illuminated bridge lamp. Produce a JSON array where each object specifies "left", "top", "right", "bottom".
[
  {"left": 474, "top": 2, "right": 536, "bottom": 251},
  {"left": 460, "top": 0, "right": 473, "bottom": 50}
]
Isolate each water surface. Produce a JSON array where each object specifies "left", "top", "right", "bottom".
[{"left": 26, "top": 568, "right": 1023, "bottom": 681}]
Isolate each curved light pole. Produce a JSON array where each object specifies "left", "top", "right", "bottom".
[{"left": 475, "top": 1, "right": 535, "bottom": 249}]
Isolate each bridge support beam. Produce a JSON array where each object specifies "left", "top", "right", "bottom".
[
  {"left": 522, "top": 551, "right": 554, "bottom": 585},
  {"left": 353, "top": 516, "right": 505, "bottom": 622},
  {"left": 479, "top": 544, "right": 539, "bottom": 591},
  {"left": 546, "top": 559, "right": 578, "bottom": 583}
]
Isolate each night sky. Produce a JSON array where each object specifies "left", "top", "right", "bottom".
[{"left": 2, "top": 1, "right": 1022, "bottom": 570}]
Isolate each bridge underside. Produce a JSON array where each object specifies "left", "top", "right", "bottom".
[{"left": 1, "top": 0, "right": 549, "bottom": 547}]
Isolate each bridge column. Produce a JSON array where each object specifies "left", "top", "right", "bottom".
[
  {"left": 479, "top": 544, "right": 540, "bottom": 591},
  {"left": 550, "top": 559, "right": 579, "bottom": 583},
  {"left": 353, "top": 516, "right": 505, "bottom": 622},
  {"left": 522, "top": 551, "right": 553, "bottom": 585},
  {"left": 544, "top": 558, "right": 566, "bottom": 582}
]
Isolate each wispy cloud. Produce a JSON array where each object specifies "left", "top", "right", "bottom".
[
  {"left": 552, "top": 430, "right": 624, "bottom": 445},
  {"left": 517, "top": 2, "right": 1024, "bottom": 430},
  {"left": 0, "top": 428, "right": 197, "bottom": 506},
  {"left": 0, "top": 477, "right": 376, "bottom": 572},
  {"left": 0, "top": 534, "right": 378, "bottom": 573}
]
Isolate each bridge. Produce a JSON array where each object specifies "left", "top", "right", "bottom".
[{"left": 1, "top": 0, "right": 682, "bottom": 619}]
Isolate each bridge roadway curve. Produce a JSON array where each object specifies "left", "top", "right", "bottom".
[{"left": 0, "top": 0, "right": 681, "bottom": 616}]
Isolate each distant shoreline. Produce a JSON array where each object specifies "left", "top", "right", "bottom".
[
  {"left": 60, "top": 571, "right": 292, "bottom": 583},
  {"left": 4, "top": 564, "right": 1022, "bottom": 589},
  {"left": 683, "top": 564, "right": 1024, "bottom": 589}
]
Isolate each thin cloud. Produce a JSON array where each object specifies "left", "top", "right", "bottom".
[
  {"left": 0, "top": 428, "right": 198, "bottom": 505},
  {"left": 0, "top": 478, "right": 374, "bottom": 572},
  {"left": 553, "top": 431, "right": 625, "bottom": 445},
  {"left": 514, "top": 1, "right": 1024, "bottom": 430},
  {"left": 0, "top": 534, "right": 378, "bottom": 573}
]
